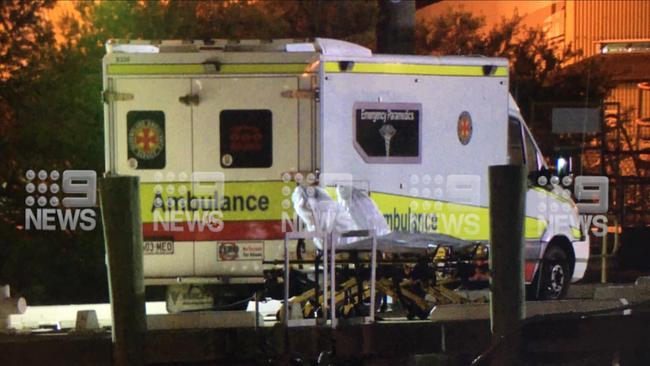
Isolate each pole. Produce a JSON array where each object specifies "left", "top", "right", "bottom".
[
  {"left": 100, "top": 176, "right": 146, "bottom": 366},
  {"left": 601, "top": 226, "right": 609, "bottom": 284},
  {"left": 488, "top": 165, "right": 526, "bottom": 365},
  {"left": 613, "top": 217, "right": 620, "bottom": 255},
  {"left": 283, "top": 235, "right": 290, "bottom": 326},
  {"left": 376, "top": 0, "right": 415, "bottom": 54},
  {"left": 369, "top": 231, "right": 377, "bottom": 323},
  {"left": 330, "top": 232, "right": 337, "bottom": 329},
  {"left": 254, "top": 290, "right": 259, "bottom": 330}
]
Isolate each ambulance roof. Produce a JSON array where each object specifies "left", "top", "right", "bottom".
[
  {"left": 106, "top": 38, "right": 366, "bottom": 56},
  {"left": 105, "top": 37, "right": 508, "bottom": 67}
]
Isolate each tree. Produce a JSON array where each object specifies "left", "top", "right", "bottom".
[
  {"left": 416, "top": 6, "right": 615, "bottom": 153},
  {"left": 0, "top": 0, "right": 109, "bottom": 304},
  {"left": 74, "top": 1, "right": 377, "bottom": 48},
  {"left": 416, "top": 6, "right": 485, "bottom": 56},
  {"left": 0, "top": 1, "right": 55, "bottom": 80},
  {"left": 0, "top": 0, "right": 380, "bottom": 304}
]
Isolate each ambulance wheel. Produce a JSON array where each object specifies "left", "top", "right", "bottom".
[{"left": 537, "top": 245, "right": 569, "bottom": 300}]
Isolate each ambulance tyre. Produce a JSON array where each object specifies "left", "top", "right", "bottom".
[{"left": 536, "top": 245, "right": 570, "bottom": 300}]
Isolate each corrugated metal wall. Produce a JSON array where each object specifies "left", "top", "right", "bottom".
[
  {"left": 607, "top": 83, "right": 650, "bottom": 121},
  {"left": 571, "top": 1, "right": 650, "bottom": 58},
  {"left": 563, "top": 1, "right": 650, "bottom": 227},
  {"left": 569, "top": 2, "right": 650, "bottom": 122}
]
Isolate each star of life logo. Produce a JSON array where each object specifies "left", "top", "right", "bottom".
[
  {"left": 24, "top": 169, "right": 97, "bottom": 231},
  {"left": 128, "top": 119, "right": 164, "bottom": 160}
]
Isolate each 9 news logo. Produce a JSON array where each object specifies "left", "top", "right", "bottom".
[
  {"left": 536, "top": 174, "right": 609, "bottom": 214},
  {"left": 24, "top": 169, "right": 97, "bottom": 231}
]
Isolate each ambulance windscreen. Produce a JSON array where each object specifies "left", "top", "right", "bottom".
[
  {"left": 219, "top": 109, "right": 272, "bottom": 168},
  {"left": 523, "top": 129, "right": 541, "bottom": 173}
]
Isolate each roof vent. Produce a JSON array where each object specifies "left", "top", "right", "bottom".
[
  {"left": 286, "top": 43, "right": 316, "bottom": 52},
  {"left": 315, "top": 38, "right": 372, "bottom": 57}
]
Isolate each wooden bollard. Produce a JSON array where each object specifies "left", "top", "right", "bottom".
[
  {"left": 0, "top": 285, "right": 27, "bottom": 330},
  {"left": 488, "top": 165, "right": 526, "bottom": 365},
  {"left": 99, "top": 176, "right": 146, "bottom": 366}
]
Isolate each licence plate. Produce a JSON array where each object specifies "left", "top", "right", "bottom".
[{"left": 143, "top": 240, "right": 174, "bottom": 255}]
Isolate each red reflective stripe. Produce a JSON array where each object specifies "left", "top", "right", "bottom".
[
  {"left": 525, "top": 261, "right": 538, "bottom": 283},
  {"left": 143, "top": 220, "right": 285, "bottom": 241}
]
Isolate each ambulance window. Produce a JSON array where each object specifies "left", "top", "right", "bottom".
[
  {"left": 126, "top": 111, "right": 166, "bottom": 169},
  {"left": 220, "top": 110, "right": 272, "bottom": 168},
  {"left": 524, "top": 129, "right": 540, "bottom": 173},
  {"left": 507, "top": 117, "right": 524, "bottom": 165},
  {"left": 354, "top": 104, "right": 420, "bottom": 163}
]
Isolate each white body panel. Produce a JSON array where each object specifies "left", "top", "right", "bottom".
[
  {"left": 191, "top": 76, "right": 299, "bottom": 277},
  {"left": 102, "top": 38, "right": 589, "bottom": 285},
  {"left": 320, "top": 68, "right": 508, "bottom": 210}
]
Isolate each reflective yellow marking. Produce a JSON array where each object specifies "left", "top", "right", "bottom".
[
  {"left": 220, "top": 63, "right": 311, "bottom": 74},
  {"left": 107, "top": 63, "right": 312, "bottom": 75},
  {"left": 108, "top": 62, "right": 507, "bottom": 77},
  {"left": 370, "top": 192, "right": 545, "bottom": 241},
  {"left": 108, "top": 64, "right": 205, "bottom": 75},
  {"left": 325, "top": 187, "right": 545, "bottom": 241},
  {"left": 572, "top": 227, "right": 583, "bottom": 239},
  {"left": 140, "top": 181, "right": 293, "bottom": 222},
  {"left": 324, "top": 62, "right": 508, "bottom": 77}
]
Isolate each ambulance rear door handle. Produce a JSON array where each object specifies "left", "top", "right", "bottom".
[
  {"left": 179, "top": 94, "right": 200, "bottom": 106},
  {"left": 281, "top": 89, "right": 318, "bottom": 100},
  {"left": 102, "top": 90, "right": 134, "bottom": 103}
]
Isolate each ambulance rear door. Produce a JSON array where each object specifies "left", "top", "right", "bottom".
[
  {"left": 191, "top": 75, "right": 301, "bottom": 277},
  {"left": 109, "top": 77, "right": 194, "bottom": 278}
]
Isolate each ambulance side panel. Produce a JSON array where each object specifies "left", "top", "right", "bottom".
[{"left": 320, "top": 66, "right": 509, "bottom": 241}]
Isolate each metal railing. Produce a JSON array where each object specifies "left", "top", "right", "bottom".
[{"left": 282, "top": 229, "right": 378, "bottom": 328}]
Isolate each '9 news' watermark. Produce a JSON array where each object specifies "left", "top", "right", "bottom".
[
  {"left": 22, "top": 167, "right": 611, "bottom": 238},
  {"left": 281, "top": 172, "right": 611, "bottom": 238},
  {"left": 540, "top": 174, "right": 610, "bottom": 238},
  {"left": 24, "top": 169, "right": 97, "bottom": 231},
  {"left": 149, "top": 171, "right": 226, "bottom": 233}
]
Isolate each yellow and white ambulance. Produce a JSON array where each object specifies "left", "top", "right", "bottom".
[{"left": 102, "top": 38, "right": 588, "bottom": 305}]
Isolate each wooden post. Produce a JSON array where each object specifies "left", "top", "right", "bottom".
[
  {"left": 488, "top": 165, "right": 526, "bottom": 365},
  {"left": 0, "top": 285, "right": 27, "bottom": 330},
  {"left": 100, "top": 176, "right": 146, "bottom": 366}
]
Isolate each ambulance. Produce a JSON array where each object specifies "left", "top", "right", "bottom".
[{"left": 102, "top": 38, "right": 589, "bottom": 307}]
